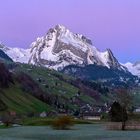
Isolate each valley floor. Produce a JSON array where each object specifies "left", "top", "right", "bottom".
[{"left": 0, "top": 124, "right": 139, "bottom": 140}]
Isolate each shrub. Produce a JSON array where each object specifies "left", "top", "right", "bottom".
[{"left": 51, "top": 116, "right": 74, "bottom": 130}]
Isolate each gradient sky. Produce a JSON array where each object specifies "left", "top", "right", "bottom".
[{"left": 0, "top": 0, "right": 140, "bottom": 63}]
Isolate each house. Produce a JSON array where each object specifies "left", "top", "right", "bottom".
[
  {"left": 83, "top": 116, "right": 101, "bottom": 121},
  {"left": 135, "top": 107, "right": 140, "bottom": 113},
  {"left": 82, "top": 112, "right": 101, "bottom": 121},
  {"left": 40, "top": 112, "right": 47, "bottom": 118}
]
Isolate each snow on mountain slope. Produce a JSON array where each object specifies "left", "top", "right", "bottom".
[
  {"left": 28, "top": 25, "right": 124, "bottom": 70},
  {"left": 0, "top": 25, "right": 125, "bottom": 71},
  {"left": 124, "top": 62, "right": 140, "bottom": 77},
  {"left": 0, "top": 43, "right": 30, "bottom": 63}
]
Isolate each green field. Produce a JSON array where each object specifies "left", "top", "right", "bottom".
[
  {"left": 0, "top": 124, "right": 139, "bottom": 140},
  {"left": 0, "top": 84, "right": 51, "bottom": 114}
]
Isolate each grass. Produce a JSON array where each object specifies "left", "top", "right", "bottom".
[
  {"left": 0, "top": 125, "right": 11, "bottom": 129},
  {"left": 21, "top": 117, "right": 96, "bottom": 126},
  {"left": 0, "top": 124, "right": 140, "bottom": 140},
  {"left": 0, "top": 63, "right": 111, "bottom": 117},
  {"left": 128, "top": 113, "right": 140, "bottom": 121},
  {"left": 22, "top": 117, "right": 54, "bottom": 126},
  {"left": 14, "top": 64, "right": 100, "bottom": 110},
  {"left": 16, "top": 64, "right": 79, "bottom": 98},
  {"left": 0, "top": 84, "right": 51, "bottom": 114}
]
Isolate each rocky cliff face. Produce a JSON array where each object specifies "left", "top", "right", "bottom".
[{"left": 28, "top": 25, "right": 124, "bottom": 70}]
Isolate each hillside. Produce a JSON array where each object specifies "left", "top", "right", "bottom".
[
  {"left": 0, "top": 62, "right": 51, "bottom": 114},
  {"left": 8, "top": 63, "right": 116, "bottom": 113},
  {"left": 13, "top": 63, "right": 113, "bottom": 105},
  {"left": 0, "top": 84, "right": 50, "bottom": 114},
  {"left": 0, "top": 61, "right": 139, "bottom": 117},
  {"left": 62, "top": 64, "right": 138, "bottom": 88},
  {"left": 0, "top": 62, "right": 116, "bottom": 116}
]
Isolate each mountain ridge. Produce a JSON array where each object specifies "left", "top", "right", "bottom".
[
  {"left": 0, "top": 25, "right": 126, "bottom": 72},
  {"left": 123, "top": 62, "right": 140, "bottom": 77}
]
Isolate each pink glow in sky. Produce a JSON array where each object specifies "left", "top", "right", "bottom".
[{"left": 0, "top": 0, "right": 140, "bottom": 62}]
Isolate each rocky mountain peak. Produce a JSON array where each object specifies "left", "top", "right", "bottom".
[
  {"left": 55, "top": 24, "right": 67, "bottom": 31},
  {"left": 0, "top": 25, "right": 125, "bottom": 71},
  {"left": 105, "top": 49, "right": 122, "bottom": 69}
]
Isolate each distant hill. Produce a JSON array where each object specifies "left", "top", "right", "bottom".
[{"left": 62, "top": 64, "right": 138, "bottom": 88}]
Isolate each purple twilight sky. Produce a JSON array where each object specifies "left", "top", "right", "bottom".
[{"left": 0, "top": 0, "right": 140, "bottom": 63}]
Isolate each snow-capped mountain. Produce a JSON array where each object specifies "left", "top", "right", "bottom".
[
  {"left": 124, "top": 62, "right": 140, "bottom": 77},
  {"left": 0, "top": 42, "right": 30, "bottom": 63},
  {"left": 0, "top": 25, "right": 126, "bottom": 71},
  {"left": 28, "top": 25, "right": 125, "bottom": 70}
]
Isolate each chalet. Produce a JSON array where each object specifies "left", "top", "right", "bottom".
[
  {"left": 82, "top": 112, "right": 101, "bottom": 121},
  {"left": 40, "top": 112, "right": 47, "bottom": 118}
]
